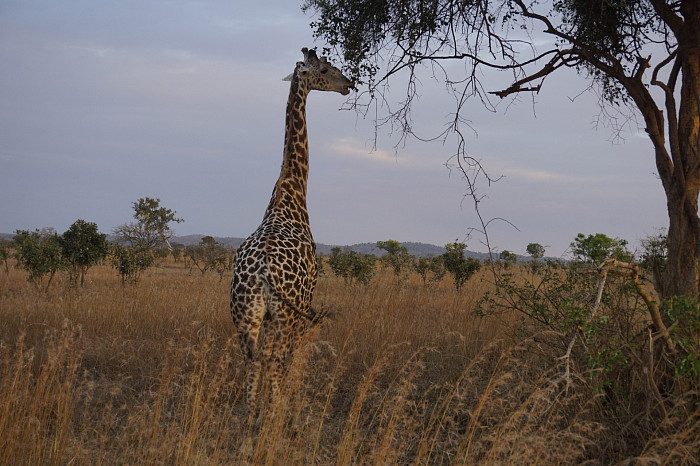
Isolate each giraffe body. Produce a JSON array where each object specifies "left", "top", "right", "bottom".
[{"left": 230, "top": 48, "right": 353, "bottom": 415}]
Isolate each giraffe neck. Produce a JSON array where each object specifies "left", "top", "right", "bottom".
[{"left": 265, "top": 72, "right": 310, "bottom": 220}]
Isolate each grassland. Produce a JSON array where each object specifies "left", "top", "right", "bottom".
[{"left": 0, "top": 258, "right": 697, "bottom": 464}]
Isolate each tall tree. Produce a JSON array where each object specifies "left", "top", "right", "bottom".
[
  {"left": 111, "top": 198, "right": 183, "bottom": 283},
  {"left": 304, "top": 0, "right": 700, "bottom": 299},
  {"left": 113, "top": 197, "right": 183, "bottom": 252}
]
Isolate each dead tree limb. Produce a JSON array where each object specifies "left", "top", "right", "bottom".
[
  {"left": 557, "top": 258, "right": 676, "bottom": 389},
  {"left": 586, "top": 259, "right": 675, "bottom": 354}
]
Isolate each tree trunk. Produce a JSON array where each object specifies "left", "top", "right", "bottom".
[
  {"left": 663, "top": 186, "right": 700, "bottom": 299},
  {"left": 661, "top": 16, "right": 700, "bottom": 300},
  {"left": 45, "top": 270, "right": 56, "bottom": 293}
]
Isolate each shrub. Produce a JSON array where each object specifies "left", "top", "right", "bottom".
[
  {"left": 376, "top": 240, "right": 413, "bottom": 280},
  {"left": 328, "top": 247, "right": 376, "bottom": 285},
  {"left": 0, "top": 239, "right": 10, "bottom": 273},
  {"left": 664, "top": 295, "right": 700, "bottom": 380},
  {"left": 13, "top": 229, "right": 66, "bottom": 291},
  {"left": 184, "top": 236, "right": 235, "bottom": 280},
  {"left": 60, "top": 219, "right": 109, "bottom": 287},
  {"left": 443, "top": 242, "right": 480, "bottom": 290},
  {"left": 110, "top": 244, "right": 153, "bottom": 284}
]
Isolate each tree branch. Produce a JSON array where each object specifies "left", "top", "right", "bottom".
[
  {"left": 489, "top": 51, "right": 570, "bottom": 98},
  {"left": 586, "top": 259, "right": 675, "bottom": 354},
  {"left": 652, "top": 51, "right": 682, "bottom": 178},
  {"left": 648, "top": 0, "right": 684, "bottom": 35}
]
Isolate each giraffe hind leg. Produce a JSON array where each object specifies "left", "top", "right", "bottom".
[
  {"left": 264, "top": 307, "right": 302, "bottom": 406},
  {"left": 266, "top": 322, "right": 291, "bottom": 404},
  {"left": 233, "top": 293, "right": 267, "bottom": 422}
]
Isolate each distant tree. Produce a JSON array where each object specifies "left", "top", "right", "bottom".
[
  {"left": 110, "top": 244, "right": 153, "bottom": 285},
  {"left": 443, "top": 241, "right": 480, "bottom": 291},
  {"left": 113, "top": 197, "right": 183, "bottom": 251},
  {"left": 328, "top": 247, "right": 353, "bottom": 282},
  {"left": 640, "top": 229, "right": 668, "bottom": 294},
  {"left": 13, "top": 229, "right": 67, "bottom": 291},
  {"left": 184, "top": 245, "right": 201, "bottom": 274},
  {"left": 526, "top": 243, "right": 546, "bottom": 261},
  {"left": 152, "top": 247, "right": 170, "bottom": 265},
  {"left": 571, "top": 233, "right": 630, "bottom": 264},
  {"left": 316, "top": 254, "right": 326, "bottom": 276},
  {"left": 414, "top": 257, "right": 430, "bottom": 285},
  {"left": 328, "top": 247, "right": 376, "bottom": 285},
  {"left": 60, "top": 219, "right": 109, "bottom": 287},
  {"left": 350, "top": 253, "right": 377, "bottom": 285},
  {"left": 184, "top": 236, "right": 235, "bottom": 281},
  {"left": 499, "top": 250, "right": 518, "bottom": 268},
  {"left": 211, "top": 253, "right": 235, "bottom": 282},
  {"left": 525, "top": 242, "right": 546, "bottom": 273},
  {"left": 170, "top": 245, "right": 183, "bottom": 263},
  {"left": 429, "top": 256, "right": 447, "bottom": 283},
  {"left": 376, "top": 239, "right": 413, "bottom": 279},
  {"left": 112, "top": 197, "right": 183, "bottom": 280},
  {"left": 414, "top": 256, "right": 447, "bottom": 285},
  {"left": 0, "top": 239, "right": 10, "bottom": 273}
]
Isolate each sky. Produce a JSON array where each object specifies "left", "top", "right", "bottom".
[{"left": 0, "top": 0, "right": 669, "bottom": 258}]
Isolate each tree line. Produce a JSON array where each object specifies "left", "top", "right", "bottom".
[
  {"left": 0, "top": 197, "right": 237, "bottom": 289},
  {"left": 321, "top": 235, "right": 649, "bottom": 291},
  {"left": 2, "top": 196, "right": 665, "bottom": 294}
]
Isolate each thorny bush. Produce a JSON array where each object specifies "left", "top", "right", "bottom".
[{"left": 476, "top": 260, "right": 699, "bottom": 438}]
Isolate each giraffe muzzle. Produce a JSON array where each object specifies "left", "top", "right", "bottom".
[{"left": 340, "top": 82, "right": 355, "bottom": 95}]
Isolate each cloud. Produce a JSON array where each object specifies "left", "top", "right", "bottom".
[
  {"left": 482, "top": 156, "right": 597, "bottom": 184},
  {"left": 500, "top": 166, "right": 594, "bottom": 184},
  {"left": 328, "top": 137, "right": 398, "bottom": 163},
  {"left": 325, "top": 136, "right": 449, "bottom": 170}
]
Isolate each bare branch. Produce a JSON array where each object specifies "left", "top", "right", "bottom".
[
  {"left": 489, "top": 51, "right": 569, "bottom": 98},
  {"left": 648, "top": 0, "right": 685, "bottom": 34},
  {"left": 651, "top": 51, "right": 682, "bottom": 170}
]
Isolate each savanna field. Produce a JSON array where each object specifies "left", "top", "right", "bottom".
[{"left": 0, "top": 256, "right": 698, "bottom": 464}]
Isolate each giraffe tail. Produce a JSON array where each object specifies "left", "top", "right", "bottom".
[{"left": 307, "top": 304, "right": 334, "bottom": 326}]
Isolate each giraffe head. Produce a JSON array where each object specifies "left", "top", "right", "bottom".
[{"left": 284, "top": 48, "right": 355, "bottom": 95}]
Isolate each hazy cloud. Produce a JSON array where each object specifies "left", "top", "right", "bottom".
[
  {"left": 329, "top": 137, "right": 398, "bottom": 164},
  {"left": 498, "top": 165, "right": 596, "bottom": 184}
]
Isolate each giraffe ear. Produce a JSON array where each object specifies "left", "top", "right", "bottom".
[{"left": 282, "top": 73, "right": 294, "bottom": 82}]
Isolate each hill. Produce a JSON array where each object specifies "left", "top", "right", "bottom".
[
  {"left": 170, "top": 236, "right": 450, "bottom": 257},
  {"left": 170, "top": 236, "right": 495, "bottom": 259},
  {"left": 1, "top": 232, "right": 495, "bottom": 260}
]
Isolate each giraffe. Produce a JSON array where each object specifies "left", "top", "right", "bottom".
[{"left": 230, "top": 48, "right": 354, "bottom": 417}]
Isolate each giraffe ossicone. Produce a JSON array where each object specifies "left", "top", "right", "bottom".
[{"left": 230, "top": 47, "right": 354, "bottom": 420}]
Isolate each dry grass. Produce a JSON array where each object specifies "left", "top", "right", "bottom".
[{"left": 0, "top": 259, "right": 697, "bottom": 464}]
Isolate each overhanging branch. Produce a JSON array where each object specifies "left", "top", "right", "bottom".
[{"left": 488, "top": 51, "right": 570, "bottom": 98}]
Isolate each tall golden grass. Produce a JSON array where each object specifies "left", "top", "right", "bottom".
[{"left": 0, "top": 258, "right": 697, "bottom": 464}]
